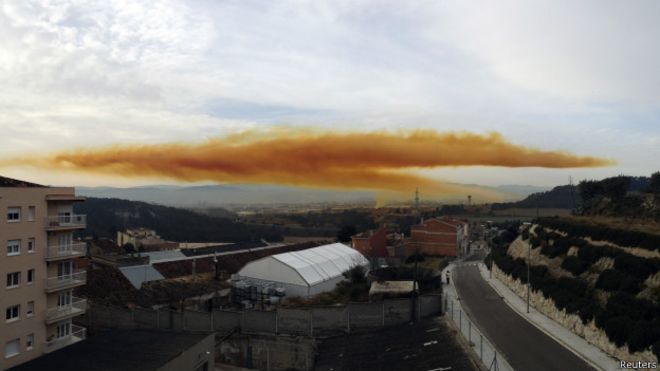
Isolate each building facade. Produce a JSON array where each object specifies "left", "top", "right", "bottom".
[
  {"left": 1, "top": 176, "right": 87, "bottom": 369},
  {"left": 406, "top": 218, "right": 468, "bottom": 257},
  {"left": 351, "top": 228, "right": 388, "bottom": 257}
]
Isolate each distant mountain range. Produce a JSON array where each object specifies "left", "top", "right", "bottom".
[{"left": 76, "top": 183, "right": 550, "bottom": 207}]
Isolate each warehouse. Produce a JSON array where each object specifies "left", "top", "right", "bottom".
[{"left": 236, "top": 242, "right": 370, "bottom": 298}]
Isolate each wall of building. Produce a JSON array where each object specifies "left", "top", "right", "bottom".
[
  {"left": 408, "top": 219, "right": 461, "bottom": 257},
  {"left": 352, "top": 228, "right": 388, "bottom": 257}
]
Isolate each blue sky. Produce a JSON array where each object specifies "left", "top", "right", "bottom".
[{"left": 0, "top": 0, "right": 659, "bottom": 187}]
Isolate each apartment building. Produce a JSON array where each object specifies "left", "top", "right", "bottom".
[{"left": 0, "top": 176, "right": 87, "bottom": 369}]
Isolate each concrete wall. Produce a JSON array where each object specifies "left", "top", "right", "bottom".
[
  {"left": 86, "top": 294, "right": 443, "bottom": 337},
  {"left": 217, "top": 333, "right": 315, "bottom": 371},
  {"left": 241, "top": 310, "right": 277, "bottom": 333},
  {"left": 277, "top": 308, "right": 312, "bottom": 335}
]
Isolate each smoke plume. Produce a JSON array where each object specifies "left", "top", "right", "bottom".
[{"left": 0, "top": 130, "right": 613, "bottom": 201}]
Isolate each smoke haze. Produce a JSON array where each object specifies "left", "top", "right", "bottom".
[{"left": 0, "top": 130, "right": 613, "bottom": 201}]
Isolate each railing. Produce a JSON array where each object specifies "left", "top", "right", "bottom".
[
  {"left": 45, "top": 243, "right": 86, "bottom": 260},
  {"left": 45, "top": 297, "right": 87, "bottom": 323},
  {"left": 44, "top": 271, "right": 87, "bottom": 292},
  {"left": 443, "top": 293, "right": 514, "bottom": 371},
  {"left": 44, "top": 325, "right": 86, "bottom": 353},
  {"left": 45, "top": 214, "right": 87, "bottom": 229}
]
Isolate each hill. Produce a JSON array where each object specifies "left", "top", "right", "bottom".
[
  {"left": 491, "top": 184, "right": 580, "bottom": 210},
  {"left": 488, "top": 219, "right": 660, "bottom": 361},
  {"left": 73, "top": 197, "right": 283, "bottom": 242}
]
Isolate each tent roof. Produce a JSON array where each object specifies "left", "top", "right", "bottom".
[{"left": 271, "top": 243, "right": 368, "bottom": 286}]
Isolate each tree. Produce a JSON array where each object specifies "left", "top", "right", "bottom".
[
  {"left": 336, "top": 225, "right": 356, "bottom": 243},
  {"left": 649, "top": 171, "right": 660, "bottom": 194},
  {"left": 122, "top": 242, "right": 135, "bottom": 254}
]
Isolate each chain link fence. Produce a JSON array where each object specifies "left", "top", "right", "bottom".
[{"left": 443, "top": 293, "right": 514, "bottom": 371}]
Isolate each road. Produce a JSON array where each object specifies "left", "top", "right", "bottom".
[{"left": 453, "top": 264, "right": 595, "bottom": 371}]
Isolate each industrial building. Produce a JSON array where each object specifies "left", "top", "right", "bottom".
[{"left": 236, "top": 243, "right": 370, "bottom": 298}]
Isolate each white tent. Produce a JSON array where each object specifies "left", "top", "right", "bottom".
[{"left": 237, "top": 243, "right": 370, "bottom": 297}]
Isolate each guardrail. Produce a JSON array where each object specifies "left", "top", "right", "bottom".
[
  {"left": 44, "top": 325, "right": 86, "bottom": 353},
  {"left": 45, "top": 214, "right": 86, "bottom": 229},
  {"left": 45, "top": 297, "right": 87, "bottom": 323},
  {"left": 45, "top": 243, "right": 86, "bottom": 260},
  {"left": 44, "top": 271, "right": 87, "bottom": 292}
]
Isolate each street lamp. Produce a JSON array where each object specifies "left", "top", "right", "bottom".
[{"left": 523, "top": 222, "right": 532, "bottom": 314}]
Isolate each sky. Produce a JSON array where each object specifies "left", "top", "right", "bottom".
[{"left": 1, "top": 0, "right": 659, "bottom": 189}]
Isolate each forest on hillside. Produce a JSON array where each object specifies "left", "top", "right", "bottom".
[{"left": 74, "top": 198, "right": 283, "bottom": 242}]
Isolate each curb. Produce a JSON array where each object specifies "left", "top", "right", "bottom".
[{"left": 476, "top": 262, "right": 611, "bottom": 371}]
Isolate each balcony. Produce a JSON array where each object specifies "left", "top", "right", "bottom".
[
  {"left": 44, "top": 325, "right": 86, "bottom": 354},
  {"left": 45, "top": 243, "right": 86, "bottom": 261},
  {"left": 45, "top": 297, "right": 87, "bottom": 324},
  {"left": 45, "top": 271, "right": 87, "bottom": 293},
  {"left": 45, "top": 214, "right": 87, "bottom": 231}
]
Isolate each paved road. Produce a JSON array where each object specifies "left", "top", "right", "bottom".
[{"left": 453, "top": 265, "right": 595, "bottom": 371}]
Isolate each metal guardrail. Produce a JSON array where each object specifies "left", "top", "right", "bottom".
[
  {"left": 45, "top": 214, "right": 87, "bottom": 228},
  {"left": 45, "top": 297, "right": 87, "bottom": 323},
  {"left": 44, "top": 325, "right": 86, "bottom": 353},
  {"left": 45, "top": 243, "right": 86, "bottom": 260},
  {"left": 44, "top": 271, "right": 87, "bottom": 292},
  {"left": 443, "top": 293, "right": 514, "bottom": 371}
]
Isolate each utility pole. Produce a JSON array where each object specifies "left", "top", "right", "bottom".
[
  {"left": 526, "top": 225, "right": 531, "bottom": 314},
  {"left": 569, "top": 176, "right": 577, "bottom": 213},
  {"left": 415, "top": 187, "right": 420, "bottom": 219}
]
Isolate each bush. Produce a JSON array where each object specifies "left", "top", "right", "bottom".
[
  {"left": 562, "top": 256, "right": 589, "bottom": 276},
  {"left": 604, "top": 316, "right": 634, "bottom": 347},
  {"left": 595, "top": 269, "right": 642, "bottom": 294},
  {"left": 536, "top": 217, "right": 660, "bottom": 252}
]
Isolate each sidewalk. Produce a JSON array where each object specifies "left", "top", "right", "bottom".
[{"left": 474, "top": 262, "right": 618, "bottom": 371}]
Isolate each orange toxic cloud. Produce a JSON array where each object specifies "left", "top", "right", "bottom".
[{"left": 0, "top": 130, "right": 613, "bottom": 201}]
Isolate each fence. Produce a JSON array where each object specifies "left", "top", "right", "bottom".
[
  {"left": 85, "top": 294, "right": 443, "bottom": 337},
  {"left": 443, "top": 293, "right": 514, "bottom": 371}
]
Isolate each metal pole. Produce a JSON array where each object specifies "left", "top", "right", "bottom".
[
  {"left": 527, "top": 237, "right": 531, "bottom": 314},
  {"left": 451, "top": 300, "right": 454, "bottom": 320},
  {"left": 468, "top": 320, "right": 471, "bottom": 344},
  {"left": 459, "top": 310, "right": 462, "bottom": 333}
]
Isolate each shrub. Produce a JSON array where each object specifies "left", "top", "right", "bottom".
[
  {"left": 604, "top": 316, "right": 634, "bottom": 347},
  {"left": 562, "top": 256, "right": 589, "bottom": 276}
]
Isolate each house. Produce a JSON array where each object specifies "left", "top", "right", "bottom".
[
  {"left": 406, "top": 218, "right": 468, "bottom": 257},
  {"left": 351, "top": 228, "right": 388, "bottom": 257}
]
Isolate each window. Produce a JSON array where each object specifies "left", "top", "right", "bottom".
[
  {"left": 7, "top": 207, "right": 20, "bottom": 222},
  {"left": 26, "top": 301, "right": 34, "bottom": 318},
  {"left": 6, "top": 272, "right": 20, "bottom": 288},
  {"left": 27, "top": 206, "right": 35, "bottom": 221},
  {"left": 26, "top": 334, "right": 34, "bottom": 351},
  {"left": 5, "top": 305, "right": 20, "bottom": 322},
  {"left": 7, "top": 240, "right": 20, "bottom": 256},
  {"left": 27, "top": 269, "right": 34, "bottom": 284},
  {"left": 5, "top": 338, "right": 19, "bottom": 358},
  {"left": 27, "top": 238, "right": 35, "bottom": 253}
]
